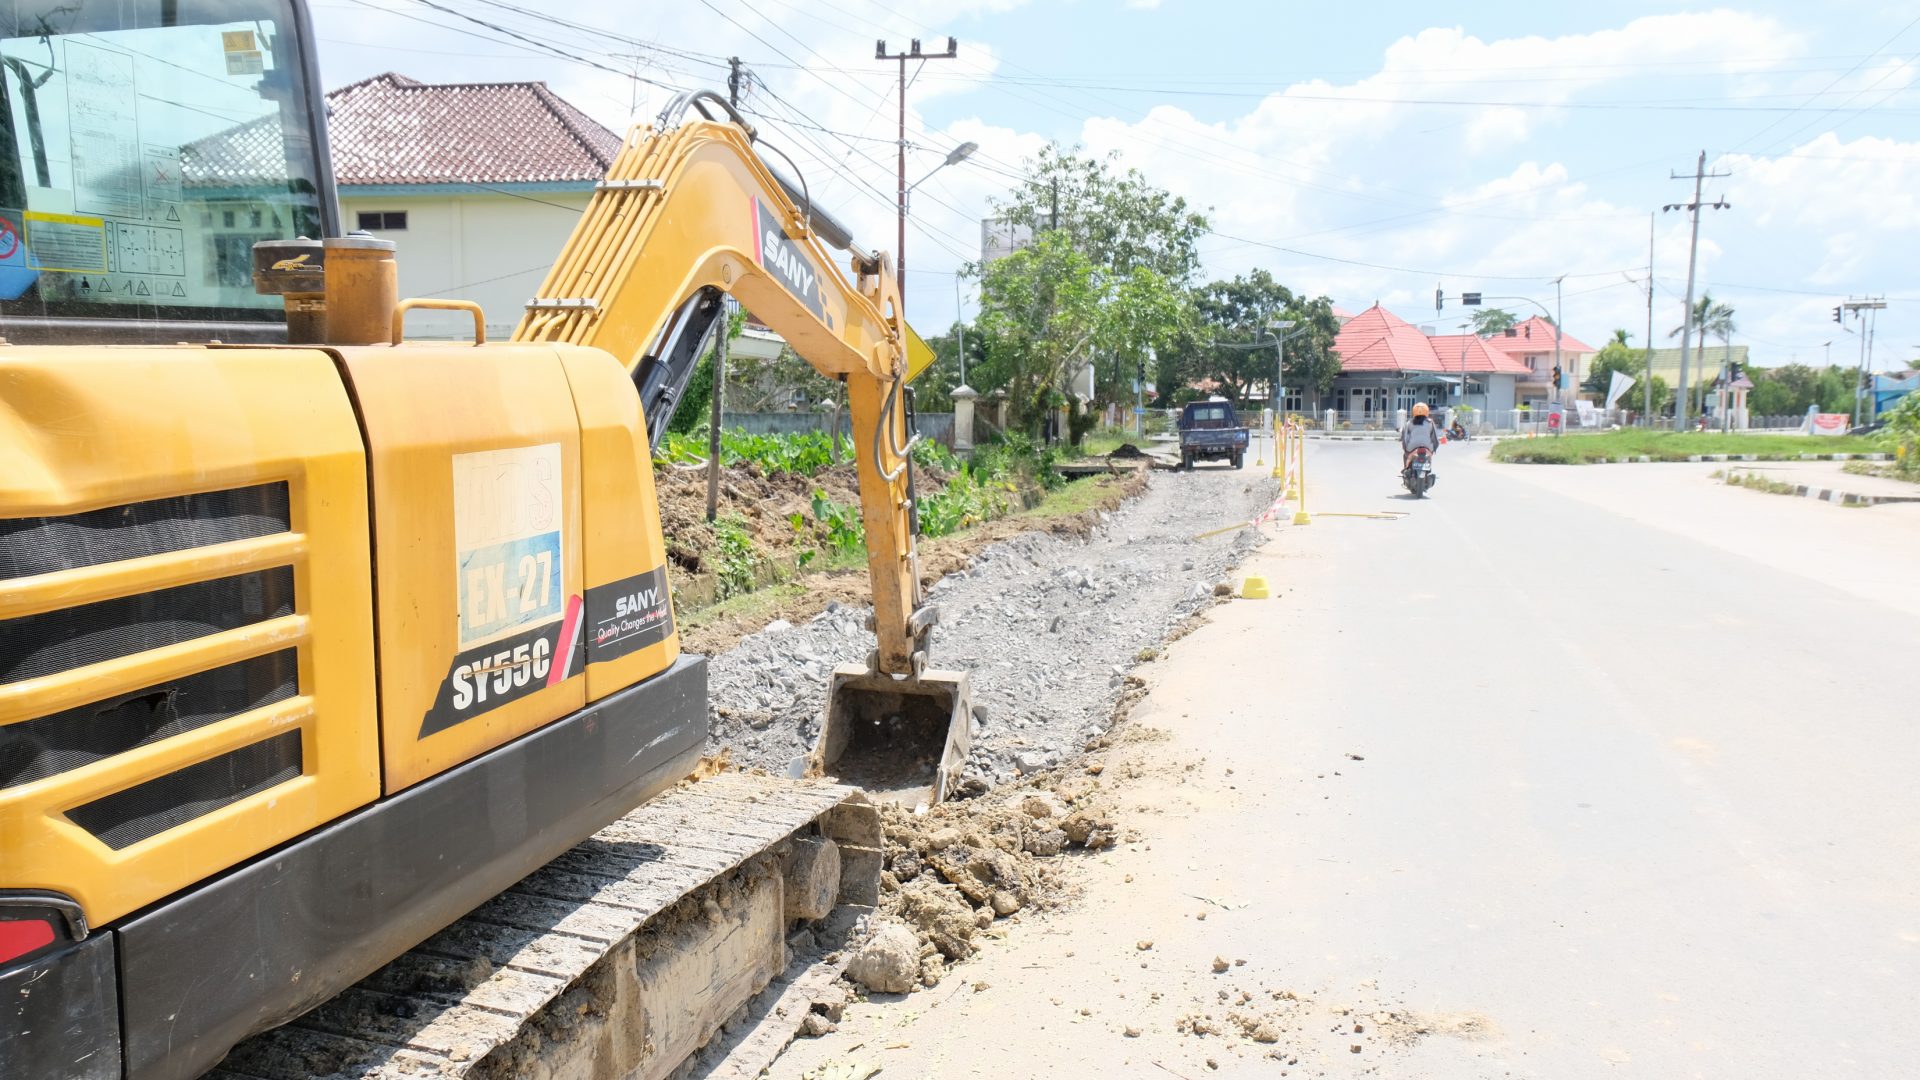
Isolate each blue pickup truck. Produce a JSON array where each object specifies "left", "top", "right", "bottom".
[{"left": 1178, "top": 399, "right": 1250, "bottom": 470}]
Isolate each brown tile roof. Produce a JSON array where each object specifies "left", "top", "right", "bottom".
[
  {"left": 181, "top": 116, "right": 285, "bottom": 187},
  {"left": 327, "top": 73, "right": 622, "bottom": 186}
]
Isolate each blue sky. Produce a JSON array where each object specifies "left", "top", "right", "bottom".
[{"left": 313, "top": 1, "right": 1920, "bottom": 371}]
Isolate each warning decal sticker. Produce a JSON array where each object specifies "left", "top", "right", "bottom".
[{"left": 423, "top": 443, "right": 571, "bottom": 736}]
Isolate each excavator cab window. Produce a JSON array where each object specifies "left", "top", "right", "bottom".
[{"left": 0, "top": 0, "right": 337, "bottom": 342}]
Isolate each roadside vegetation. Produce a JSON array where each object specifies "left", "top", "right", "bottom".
[
  {"left": 1489, "top": 429, "right": 1881, "bottom": 464},
  {"left": 656, "top": 430, "right": 1086, "bottom": 613}
]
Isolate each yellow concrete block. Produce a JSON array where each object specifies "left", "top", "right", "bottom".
[{"left": 1240, "top": 575, "right": 1271, "bottom": 599}]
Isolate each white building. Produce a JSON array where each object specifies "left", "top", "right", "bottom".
[{"left": 328, "top": 74, "right": 622, "bottom": 341}]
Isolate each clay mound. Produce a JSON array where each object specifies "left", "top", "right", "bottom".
[{"left": 1109, "top": 443, "right": 1146, "bottom": 459}]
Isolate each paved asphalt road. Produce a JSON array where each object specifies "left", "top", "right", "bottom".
[{"left": 773, "top": 440, "right": 1920, "bottom": 1079}]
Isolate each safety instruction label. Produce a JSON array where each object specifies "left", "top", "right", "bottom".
[
  {"left": 24, "top": 211, "right": 106, "bottom": 272},
  {"left": 111, "top": 221, "right": 186, "bottom": 276},
  {"left": 452, "top": 443, "right": 566, "bottom": 649},
  {"left": 65, "top": 40, "right": 142, "bottom": 219}
]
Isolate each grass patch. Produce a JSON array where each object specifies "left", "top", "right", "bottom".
[
  {"left": 1490, "top": 430, "right": 1877, "bottom": 465},
  {"left": 1014, "top": 474, "right": 1134, "bottom": 520},
  {"left": 1074, "top": 431, "right": 1147, "bottom": 457},
  {"left": 676, "top": 580, "right": 809, "bottom": 634},
  {"left": 1842, "top": 459, "right": 1920, "bottom": 485},
  {"left": 1714, "top": 468, "right": 1799, "bottom": 496}
]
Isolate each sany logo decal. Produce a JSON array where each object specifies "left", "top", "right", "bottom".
[
  {"left": 614, "top": 584, "right": 662, "bottom": 619},
  {"left": 761, "top": 226, "right": 816, "bottom": 296}
]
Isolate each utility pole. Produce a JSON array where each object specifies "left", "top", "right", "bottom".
[
  {"left": 877, "top": 36, "right": 958, "bottom": 311},
  {"left": 726, "top": 56, "right": 746, "bottom": 108},
  {"left": 1664, "top": 151, "right": 1731, "bottom": 430},
  {"left": 1643, "top": 213, "right": 1656, "bottom": 426},
  {"left": 704, "top": 300, "right": 732, "bottom": 522},
  {"left": 1843, "top": 297, "right": 1888, "bottom": 425}
]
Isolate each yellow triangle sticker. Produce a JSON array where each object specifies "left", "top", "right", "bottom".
[{"left": 904, "top": 322, "right": 937, "bottom": 384}]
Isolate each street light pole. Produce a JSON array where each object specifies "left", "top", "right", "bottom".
[{"left": 897, "top": 139, "right": 977, "bottom": 312}]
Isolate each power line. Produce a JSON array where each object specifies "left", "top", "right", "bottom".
[{"left": 1728, "top": 14, "right": 1920, "bottom": 154}]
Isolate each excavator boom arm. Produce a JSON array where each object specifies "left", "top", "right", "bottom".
[{"left": 512, "top": 103, "right": 926, "bottom": 675}]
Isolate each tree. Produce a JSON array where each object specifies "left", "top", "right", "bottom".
[
  {"left": 1581, "top": 330, "right": 1638, "bottom": 395},
  {"left": 1579, "top": 329, "right": 1670, "bottom": 414},
  {"left": 1747, "top": 362, "right": 1819, "bottom": 417},
  {"left": 1668, "top": 292, "right": 1736, "bottom": 413},
  {"left": 1471, "top": 308, "right": 1516, "bottom": 335},
  {"left": 973, "top": 232, "right": 1104, "bottom": 432},
  {"left": 1283, "top": 295, "right": 1346, "bottom": 411},
  {"left": 990, "top": 144, "right": 1210, "bottom": 282},
  {"left": 1190, "top": 270, "right": 1296, "bottom": 406},
  {"left": 970, "top": 145, "right": 1207, "bottom": 435},
  {"left": 1814, "top": 365, "right": 1858, "bottom": 414},
  {"left": 916, "top": 321, "right": 987, "bottom": 413}
]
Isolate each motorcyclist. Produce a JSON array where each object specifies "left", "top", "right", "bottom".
[
  {"left": 1448, "top": 417, "right": 1468, "bottom": 442},
  {"left": 1401, "top": 403, "right": 1442, "bottom": 477}
]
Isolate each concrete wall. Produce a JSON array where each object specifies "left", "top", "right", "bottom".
[{"left": 339, "top": 188, "right": 593, "bottom": 341}]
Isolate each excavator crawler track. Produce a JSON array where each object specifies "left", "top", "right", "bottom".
[{"left": 210, "top": 774, "right": 879, "bottom": 1080}]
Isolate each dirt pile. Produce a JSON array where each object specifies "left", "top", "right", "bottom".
[
  {"left": 843, "top": 770, "right": 1118, "bottom": 995},
  {"left": 654, "top": 459, "right": 869, "bottom": 576}
]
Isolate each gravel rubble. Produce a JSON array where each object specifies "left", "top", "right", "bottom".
[{"left": 704, "top": 467, "right": 1274, "bottom": 785}]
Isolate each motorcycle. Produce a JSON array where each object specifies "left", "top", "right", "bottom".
[{"left": 1402, "top": 446, "right": 1436, "bottom": 497}]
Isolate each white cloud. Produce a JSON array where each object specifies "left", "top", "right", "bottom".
[{"left": 306, "top": 3, "right": 1916, "bottom": 361}]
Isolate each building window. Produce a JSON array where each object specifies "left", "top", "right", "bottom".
[
  {"left": 357, "top": 211, "right": 408, "bottom": 231},
  {"left": 210, "top": 234, "right": 273, "bottom": 288}
]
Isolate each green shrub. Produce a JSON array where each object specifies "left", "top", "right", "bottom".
[{"left": 710, "top": 515, "right": 760, "bottom": 600}]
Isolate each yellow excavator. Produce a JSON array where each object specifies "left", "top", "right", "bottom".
[{"left": 0, "top": 2, "right": 969, "bottom": 1077}]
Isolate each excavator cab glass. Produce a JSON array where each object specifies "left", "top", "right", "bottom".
[{"left": 0, "top": 0, "right": 337, "bottom": 343}]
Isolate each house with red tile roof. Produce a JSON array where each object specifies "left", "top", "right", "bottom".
[
  {"left": 1322, "top": 304, "right": 1598, "bottom": 423},
  {"left": 1323, "top": 304, "right": 1532, "bottom": 421},
  {"left": 1482, "top": 316, "right": 1595, "bottom": 405},
  {"left": 328, "top": 73, "right": 623, "bottom": 338}
]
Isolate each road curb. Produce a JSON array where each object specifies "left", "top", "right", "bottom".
[
  {"left": 1502, "top": 452, "right": 1893, "bottom": 465},
  {"left": 1722, "top": 467, "right": 1920, "bottom": 507}
]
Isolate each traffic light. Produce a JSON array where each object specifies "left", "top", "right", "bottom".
[
  {"left": 1729, "top": 361, "right": 1743, "bottom": 381},
  {"left": 1435, "top": 286, "right": 1444, "bottom": 311},
  {"left": 1551, "top": 364, "right": 1562, "bottom": 388},
  {"left": 1833, "top": 305, "right": 1843, "bottom": 324}
]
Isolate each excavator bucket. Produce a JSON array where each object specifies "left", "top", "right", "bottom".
[{"left": 813, "top": 665, "right": 973, "bottom": 806}]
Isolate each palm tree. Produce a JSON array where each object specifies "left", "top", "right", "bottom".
[{"left": 1668, "top": 292, "right": 1737, "bottom": 422}]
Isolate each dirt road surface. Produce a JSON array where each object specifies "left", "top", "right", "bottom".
[{"left": 770, "top": 440, "right": 1920, "bottom": 1079}]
